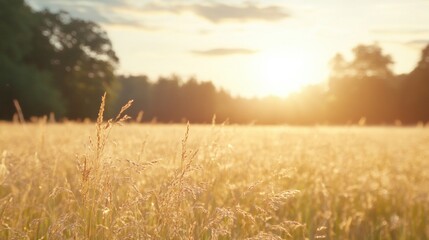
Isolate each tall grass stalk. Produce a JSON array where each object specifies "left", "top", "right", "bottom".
[{"left": 78, "top": 93, "right": 132, "bottom": 239}]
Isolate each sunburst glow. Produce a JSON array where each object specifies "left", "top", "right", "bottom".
[{"left": 254, "top": 49, "right": 322, "bottom": 97}]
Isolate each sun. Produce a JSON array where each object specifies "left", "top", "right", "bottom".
[{"left": 254, "top": 49, "right": 320, "bottom": 97}]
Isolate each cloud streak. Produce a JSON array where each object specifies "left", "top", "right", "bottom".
[
  {"left": 29, "top": 0, "right": 154, "bottom": 30},
  {"left": 191, "top": 48, "right": 257, "bottom": 56},
  {"left": 29, "top": 0, "right": 290, "bottom": 29},
  {"left": 405, "top": 39, "right": 429, "bottom": 47},
  {"left": 371, "top": 28, "right": 429, "bottom": 35},
  {"left": 140, "top": 2, "right": 290, "bottom": 23}
]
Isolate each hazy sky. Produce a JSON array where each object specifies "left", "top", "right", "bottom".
[{"left": 28, "top": 0, "right": 429, "bottom": 97}]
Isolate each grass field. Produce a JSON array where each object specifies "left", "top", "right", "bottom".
[{"left": 0, "top": 117, "right": 428, "bottom": 239}]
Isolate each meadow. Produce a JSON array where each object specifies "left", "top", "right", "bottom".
[{"left": 0, "top": 108, "right": 428, "bottom": 239}]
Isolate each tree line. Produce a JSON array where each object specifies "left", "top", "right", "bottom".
[
  {"left": 114, "top": 43, "right": 429, "bottom": 125},
  {"left": 2, "top": 0, "right": 429, "bottom": 125}
]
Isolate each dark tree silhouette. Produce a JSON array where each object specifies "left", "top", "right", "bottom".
[
  {"left": 401, "top": 44, "right": 429, "bottom": 123},
  {"left": 0, "top": 0, "right": 64, "bottom": 119},
  {"left": 151, "top": 76, "right": 181, "bottom": 122},
  {"left": 25, "top": 10, "right": 119, "bottom": 119},
  {"left": 114, "top": 75, "right": 152, "bottom": 120},
  {"left": 327, "top": 44, "right": 398, "bottom": 124},
  {"left": 180, "top": 79, "right": 216, "bottom": 122}
]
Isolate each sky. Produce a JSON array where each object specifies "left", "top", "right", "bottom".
[{"left": 28, "top": 0, "right": 429, "bottom": 97}]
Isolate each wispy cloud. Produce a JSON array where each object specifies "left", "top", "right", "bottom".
[
  {"left": 371, "top": 28, "right": 429, "bottom": 35},
  {"left": 140, "top": 2, "right": 289, "bottom": 23},
  {"left": 29, "top": 0, "right": 290, "bottom": 29},
  {"left": 191, "top": 48, "right": 257, "bottom": 56},
  {"left": 28, "top": 0, "right": 155, "bottom": 30},
  {"left": 405, "top": 39, "right": 429, "bottom": 47}
]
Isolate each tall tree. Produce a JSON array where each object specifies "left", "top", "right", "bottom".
[
  {"left": 327, "top": 44, "right": 397, "bottom": 123},
  {"left": 180, "top": 79, "right": 216, "bottom": 122},
  {"left": 25, "top": 10, "right": 119, "bottom": 119},
  {"left": 114, "top": 75, "right": 153, "bottom": 120},
  {"left": 401, "top": 44, "right": 429, "bottom": 123},
  {"left": 0, "top": 0, "right": 64, "bottom": 119},
  {"left": 152, "top": 76, "right": 181, "bottom": 122}
]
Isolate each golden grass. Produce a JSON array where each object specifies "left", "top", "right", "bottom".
[{"left": 0, "top": 102, "right": 428, "bottom": 239}]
